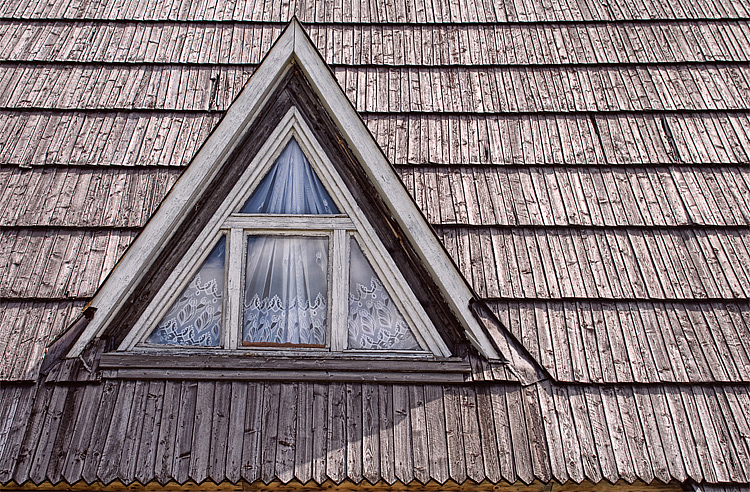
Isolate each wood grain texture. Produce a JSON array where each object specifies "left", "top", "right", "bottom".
[
  {"left": 4, "top": 112, "right": 750, "bottom": 168},
  {"left": 0, "top": 0, "right": 748, "bottom": 21},
  {"left": 0, "top": 2, "right": 749, "bottom": 490},
  {"left": 7, "top": 23, "right": 749, "bottom": 64},
  {"left": 3, "top": 380, "right": 746, "bottom": 487},
  {"left": 489, "top": 300, "right": 750, "bottom": 383},
  {"left": 3, "top": 64, "right": 750, "bottom": 113}
]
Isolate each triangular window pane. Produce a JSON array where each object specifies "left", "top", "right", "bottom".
[
  {"left": 147, "top": 236, "right": 226, "bottom": 347},
  {"left": 241, "top": 139, "right": 339, "bottom": 214},
  {"left": 348, "top": 238, "right": 422, "bottom": 350}
]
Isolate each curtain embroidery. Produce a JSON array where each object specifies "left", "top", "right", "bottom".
[
  {"left": 147, "top": 237, "right": 225, "bottom": 347},
  {"left": 243, "top": 235, "right": 329, "bottom": 345},
  {"left": 348, "top": 239, "right": 420, "bottom": 351},
  {"left": 243, "top": 292, "right": 326, "bottom": 345}
]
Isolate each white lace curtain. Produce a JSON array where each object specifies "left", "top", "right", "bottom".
[
  {"left": 241, "top": 139, "right": 339, "bottom": 215},
  {"left": 243, "top": 236, "right": 328, "bottom": 346},
  {"left": 148, "top": 237, "right": 226, "bottom": 346},
  {"left": 241, "top": 139, "right": 333, "bottom": 346},
  {"left": 348, "top": 239, "right": 421, "bottom": 351}
]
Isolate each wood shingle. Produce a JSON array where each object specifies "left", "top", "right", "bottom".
[{"left": 0, "top": 0, "right": 749, "bottom": 489}]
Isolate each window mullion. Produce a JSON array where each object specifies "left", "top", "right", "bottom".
[
  {"left": 225, "top": 228, "right": 244, "bottom": 349},
  {"left": 330, "top": 229, "right": 348, "bottom": 351}
]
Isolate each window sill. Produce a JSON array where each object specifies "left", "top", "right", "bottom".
[{"left": 98, "top": 353, "right": 471, "bottom": 383}]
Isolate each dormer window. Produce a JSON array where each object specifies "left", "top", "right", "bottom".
[
  {"left": 131, "top": 136, "right": 434, "bottom": 356},
  {"left": 69, "top": 23, "right": 502, "bottom": 369}
]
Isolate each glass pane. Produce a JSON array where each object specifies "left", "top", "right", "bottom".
[
  {"left": 147, "top": 236, "right": 226, "bottom": 347},
  {"left": 348, "top": 238, "right": 421, "bottom": 351},
  {"left": 243, "top": 236, "right": 328, "bottom": 346},
  {"left": 241, "top": 139, "right": 339, "bottom": 214}
]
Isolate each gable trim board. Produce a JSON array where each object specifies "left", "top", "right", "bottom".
[{"left": 65, "top": 19, "right": 507, "bottom": 364}]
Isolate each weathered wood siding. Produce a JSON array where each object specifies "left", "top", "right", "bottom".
[
  {"left": 0, "top": 380, "right": 749, "bottom": 486},
  {"left": 0, "top": 0, "right": 748, "bottom": 486},
  {"left": 0, "top": 11, "right": 748, "bottom": 385}
]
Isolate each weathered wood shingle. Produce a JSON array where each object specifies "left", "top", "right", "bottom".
[
  {"left": 0, "top": 0, "right": 749, "bottom": 487},
  {"left": 1, "top": 380, "right": 749, "bottom": 486}
]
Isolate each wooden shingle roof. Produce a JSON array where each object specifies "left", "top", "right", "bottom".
[{"left": 0, "top": 0, "right": 749, "bottom": 488}]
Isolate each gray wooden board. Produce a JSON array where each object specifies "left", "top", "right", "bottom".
[
  {"left": 276, "top": 383, "right": 298, "bottom": 484},
  {"left": 1, "top": 4, "right": 750, "bottom": 492},
  {"left": 488, "top": 299, "right": 750, "bottom": 383},
  {"left": 345, "top": 383, "right": 363, "bottom": 484}
]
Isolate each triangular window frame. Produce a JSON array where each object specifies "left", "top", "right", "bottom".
[{"left": 119, "top": 109, "right": 451, "bottom": 357}]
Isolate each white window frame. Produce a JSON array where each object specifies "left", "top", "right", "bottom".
[{"left": 119, "top": 108, "right": 452, "bottom": 358}]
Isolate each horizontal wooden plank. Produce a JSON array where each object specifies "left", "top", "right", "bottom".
[
  {"left": 0, "top": 477, "right": 685, "bottom": 492},
  {"left": 3, "top": 64, "right": 750, "bottom": 113},
  {"left": 0, "top": 167, "right": 181, "bottom": 228},
  {"left": 4, "top": 112, "right": 750, "bottom": 167},
  {"left": 99, "top": 353, "right": 470, "bottom": 373},
  {"left": 223, "top": 215, "right": 355, "bottom": 230},
  {"left": 365, "top": 113, "right": 750, "bottom": 165},
  {"left": 0, "top": 301, "right": 85, "bottom": 381},
  {"left": 0, "top": 229, "right": 138, "bottom": 298},
  {"left": 2, "top": 22, "right": 749, "bottom": 66},
  {"left": 488, "top": 300, "right": 750, "bottom": 383},
  {"left": 440, "top": 227, "right": 750, "bottom": 301},
  {"left": 0, "top": 0, "right": 747, "bottom": 22},
  {"left": 1, "top": 165, "right": 748, "bottom": 230},
  {"left": 108, "top": 369, "right": 469, "bottom": 382},
  {"left": 400, "top": 166, "right": 750, "bottom": 227},
  {"left": 0, "top": 112, "right": 222, "bottom": 167}
]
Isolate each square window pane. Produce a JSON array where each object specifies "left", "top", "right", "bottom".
[{"left": 243, "top": 236, "right": 328, "bottom": 346}]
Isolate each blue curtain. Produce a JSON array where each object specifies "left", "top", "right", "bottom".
[{"left": 241, "top": 138, "right": 339, "bottom": 214}]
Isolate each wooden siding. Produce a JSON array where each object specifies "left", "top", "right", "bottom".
[
  {"left": 399, "top": 166, "right": 750, "bottom": 227},
  {"left": 0, "top": 168, "right": 181, "bottom": 227},
  {"left": 2, "top": 166, "right": 750, "bottom": 228},
  {"left": 7, "top": 225, "right": 750, "bottom": 302},
  {"left": 491, "top": 300, "right": 750, "bottom": 383},
  {"left": 3, "top": 22, "right": 750, "bottom": 66},
  {"left": 0, "top": 0, "right": 748, "bottom": 21},
  {"left": 0, "top": 0, "right": 749, "bottom": 485},
  {"left": 5, "top": 112, "right": 750, "bottom": 167},
  {"left": 0, "top": 380, "right": 749, "bottom": 487},
  {"left": 440, "top": 228, "right": 750, "bottom": 300},
  {"left": 4, "top": 64, "right": 750, "bottom": 113},
  {"left": 0, "top": 303, "right": 84, "bottom": 380}
]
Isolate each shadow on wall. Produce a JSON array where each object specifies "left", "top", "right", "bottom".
[{"left": 0, "top": 379, "right": 541, "bottom": 487}]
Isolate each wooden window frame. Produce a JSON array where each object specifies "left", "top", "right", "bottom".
[{"left": 118, "top": 109, "right": 452, "bottom": 358}]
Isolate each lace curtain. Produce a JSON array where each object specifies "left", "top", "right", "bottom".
[
  {"left": 241, "top": 140, "right": 333, "bottom": 346},
  {"left": 243, "top": 236, "right": 328, "bottom": 345},
  {"left": 348, "top": 239, "right": 421, "bottom": 351},
  {"left": 241, "top": 138, "right": 339, "bottom": 215},
  {"left": 147, "top": 237, "right": 226, "bottom": 346}
]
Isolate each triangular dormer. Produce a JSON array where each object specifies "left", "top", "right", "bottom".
[
  {"left": 64, "top": 19, "right": 543, "bottom": 382},
  {"left": 121, "top": 123, "right": 449, "bottom": 356}
]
